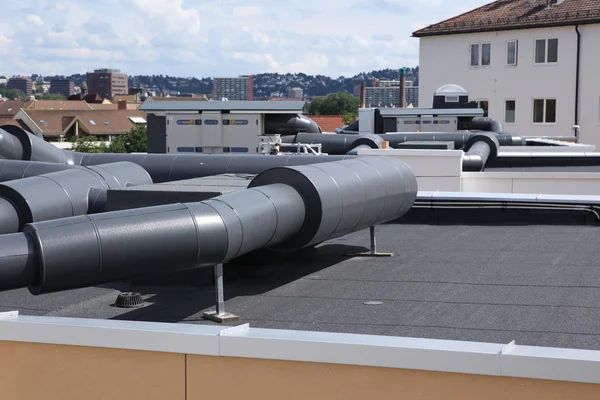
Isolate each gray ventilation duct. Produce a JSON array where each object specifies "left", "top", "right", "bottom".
[
  {"left": 0, "top": 157, "right": 417, "bottom": 294},
  {"left": 290, "top": 132, "right": 383, "bottom": 154},
  {"left": 0, "top": 160, "right": 79, "bottom": 182},
  {"left": 0, "top": 125, "right": 70, "bottom": 163},
  {"left": 461, "top": 133, "right": 500, "bottom": 172},
  {"left": 0, "top": 127, "right": 361, "bottom": 182},
  {"left": 0, "top": 161, "right": 152, "bottom": 234},
  {"left": 264, "top": 115, "right": 321, "bottom": 135}
]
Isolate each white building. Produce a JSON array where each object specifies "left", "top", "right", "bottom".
[{"left": 413, "top": 0, "right": 600, "bottom": 146}]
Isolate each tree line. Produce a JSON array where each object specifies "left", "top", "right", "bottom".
[{"left": 69, "top": 125, "right": 147, "bottom": 153}]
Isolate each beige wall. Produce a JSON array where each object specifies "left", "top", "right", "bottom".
[{"left": 2, "top": 341, "right": 600, "bottom": 400}]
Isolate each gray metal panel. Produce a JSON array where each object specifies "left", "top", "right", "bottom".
[
  {"left": 0, "top": 198, "right": 19, "bottom": 234},
  {"left": 85, "top": 161, "right": 153, "bottom": 188},
  {"left": 377, "top": 108, "right": 484, "bottom": 117},
  {"left": 0, "top": 128, "right": 25, "bottom": 160},
  {"left": 0, "top": 232, "right": 38, "bottom": 291},
  {"left": 248, "top": 156, "right": 418, "bottom": 250},
  {"left": 0, "top": 162, "right": 153, "bottom": 232},
  {"left": 140, "top": 100, "right": 308, "bottom": 113},
  {"left": 147, "top": 114, "right": 167, "bottom": 153},
  {"left": 2, "top": 125, "right": 69, "bottom": 163},
  {"left": 0, "top": 160, "right": 78, "bottom": 182}
]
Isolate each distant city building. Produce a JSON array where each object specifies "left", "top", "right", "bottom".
[
  {"left": 212, "top": 75, "right": 253, "bottom": 101},
  {"left": 286, "top": 87, "right": 304, "bottom": 99},
  {"left": 365, "top": 86, "right": 419, "bottom": 108},
  {"left": 7, "top": 78, "right": 33, "bottom": 95},
  {"left": 50, "top": 79, "right": 75, "bottom": 98},
  {"left": 372, "top": 79, "right": 414, "bottom": 88},
  {"left": 86, "top": 68, "right": 128, "bottom": 100}
]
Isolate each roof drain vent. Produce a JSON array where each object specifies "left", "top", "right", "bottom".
[{"left": 114, "top": 292, "right": 144, "bottom": 308}]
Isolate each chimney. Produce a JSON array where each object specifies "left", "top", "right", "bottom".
[
  {"left": 118, "top": 100, "right": 127, "bottom": 110},
  {"left": 399, "top": 67, "right": 407, "bottom": 108},
  {"left": 359, "top": 82, "right": 366, "bottom": 108}
]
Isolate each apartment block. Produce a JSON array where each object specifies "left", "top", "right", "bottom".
[
  {"left": 212, "top": 76, "right": 253, "bottom": 101},
  {"left": 86, "top": 69, "right": 129, "bottom": 100}
]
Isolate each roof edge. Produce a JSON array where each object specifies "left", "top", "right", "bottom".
[
  {"left": 412, "top": 18, "right": 600, "bottom": 37},
  {"left": 411, "top": 0, "right": 501, "bottom": 37}
]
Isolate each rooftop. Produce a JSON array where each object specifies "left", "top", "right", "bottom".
[
  {"left": 5, "top": 191, "right": 600, "bottom": 351},
  {"left": 18, "top": 109, "right": 147, "bottom": 136},
  {"left": 412, "top": 0, "right": 600, "bottom": 37}
]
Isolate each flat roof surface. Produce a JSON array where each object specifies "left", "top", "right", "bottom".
[
  {"left": 139, "top": 100, "right": 307, "bottom": 112},
  {"left": 5, "top": 218, "right": 600, "bottom": 351}
]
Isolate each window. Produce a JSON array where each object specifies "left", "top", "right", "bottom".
[
  {"left": 533, "top": 99, "right": 556, "bottom": 123},
  {"left": 477, "top": 100, "right": 489, "bottom": 117},
  {"left": 470, "top": 43, "right": 491, "bottom": 66},
  {"left": 103, "top": 120, "right": 110, "bottom": 125},
  {"left": 535, "top": 38, "right": 558, "bottom": 64},
  {"left": 505, "top": 100, "right": 516, "bottom": 123},
  {"left": 506, "top": 40, "right": 518, "bottom": 65},
  {"left": 39, "top": 119, "right": 47, "bottom": 126},
  {"left": 89, "top": 120, "right": 97, "bottom": 126}
]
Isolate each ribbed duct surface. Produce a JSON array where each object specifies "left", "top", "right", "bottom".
[
  {"left": 249, "top": 156, "right": 417, "bottom": 250},
  {"left": 0, "top": 161, "right": 152, "bottom": 232}
]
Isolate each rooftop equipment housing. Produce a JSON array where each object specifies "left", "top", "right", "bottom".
[
  {"left": 139, "top": 100, "right": 319, "bottom": 155},
  {"left": 341, "top": 84, "right": 500, "bottom": 135}
]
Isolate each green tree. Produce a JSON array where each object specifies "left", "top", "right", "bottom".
[
  {"left": 342, "top": 113, "right": 358, "bottom": 125},
  {"left": 107, "top": 125, "right": 147, "bottom": 153},
  {"left": 40, "top": 93, "right": 66, "bottom": 100},
  {"left": 309, "top": 91, "right": 359, "bottom": 116},
  {"left": 69, "top": 136, "right": 108, "bottom": 153},
  {"left": 0, "top": 88, "right": 27, "bottom": 100}
]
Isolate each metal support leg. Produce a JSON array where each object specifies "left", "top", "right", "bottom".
[
  {"left": 202, "top": 263, "right": 240, "bottom": 323},
  {"left": 346, "top": 225, "right": 393, "bottom": 258},
  {"left": 370, "top": 226, "right": 376, "bottom": 255}
]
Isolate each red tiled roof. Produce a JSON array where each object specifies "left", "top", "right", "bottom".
[
  {"left": 18, "top": 109, "right": 147, "bottom": 137},
  {"left": 412, "top": 0, "right": 600, "bottom": 37},
  {"left": 309, "top": 115, "right": 345, "bottom": 132},
  {"left": 0, "top": 100, "right": 33, "bottom": 118}
]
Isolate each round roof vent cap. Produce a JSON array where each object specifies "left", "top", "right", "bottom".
[{"left": 114, "top": 292, "right": 144, "bottom": 308}]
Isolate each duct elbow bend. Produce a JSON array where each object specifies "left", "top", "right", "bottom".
[{"left": 463, "top": 133, "right": 500, "bottom": 171}]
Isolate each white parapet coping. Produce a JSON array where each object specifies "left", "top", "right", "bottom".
[{"left": 2, "top": 311, "right": 600, "bottom": 384}]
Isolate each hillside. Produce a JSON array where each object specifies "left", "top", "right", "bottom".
[{"left": 30, "top": 67, "right": 419, "bottom": 98}]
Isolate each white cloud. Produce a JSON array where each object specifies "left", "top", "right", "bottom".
[
  {"left": 26, "top": 14, "right": 44, "bottom": 26},
  {"left": 0, "top": 0, "right": 492, "bottom": 77}
]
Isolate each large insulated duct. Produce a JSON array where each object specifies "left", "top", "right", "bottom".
[
  {"left": 457, "top": 116, "right": 504, "bottom": 133},
  {"left": 0, "top": 126, "right": 70, "bottom": 163},
  {"left": 0, "top": 127, "right": 361, "bottom": 183},
  {"left": 71, "top": 153, "right": 356, "bottom": 183},
  {"left": 461, "top": 133, "right": 500, "bottom": 172},
  {"left": 0, "top": 161, "right": 152, "bottom": 233},
  {"left": 289, "top": 132, "right": 383, "bottom": 154},
  {"left": 265, "top": 115, "right": 321, "bottom": 135},
  {"left": 0, "top": 157, "right": 417, "bottom": 294},
  {"left": 0, "top": 160, "right": 78, "bottom": 182},
  {"left": 379, "top": 132, "right": 523, "bottom": 149}
]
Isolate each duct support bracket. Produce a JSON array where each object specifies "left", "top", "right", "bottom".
[
  {"left": 347, "top": 226, "right": 393, "bottom": 258},
  {"left": 202, "top": 263, "right": 240, "bottom": 323}
]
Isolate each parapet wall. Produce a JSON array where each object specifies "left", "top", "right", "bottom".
[{"left": 1, "top": 312, "right": 600, "bottom": 400}]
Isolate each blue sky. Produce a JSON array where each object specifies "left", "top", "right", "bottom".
[{"left": 1, "top": 0, "right": 492, "bottom": 77}]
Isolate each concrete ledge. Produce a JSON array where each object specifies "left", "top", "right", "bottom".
[{"left": 2, "top": 312, "right": 600, "bottom": 384}]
